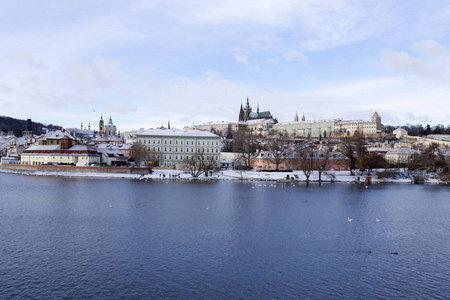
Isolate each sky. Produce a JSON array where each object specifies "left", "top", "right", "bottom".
[{"left": 1, "top": 0, "right": 450, "bottom": 132}]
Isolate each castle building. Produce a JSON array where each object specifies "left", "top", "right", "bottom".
[
  {"left": 273, "top": 112, "right": 382, "bottom": 138},
  {"left": 238, "top": 98, "right": 273, "bottom": 122}
]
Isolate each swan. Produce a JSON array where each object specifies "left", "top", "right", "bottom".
[
  {"left": 347, "top": 217, "right": 353, "bottom": 222},
  {"left": 376, "top": 218, "right": 380, "bottom": 222}
]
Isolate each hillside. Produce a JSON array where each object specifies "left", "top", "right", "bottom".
[{"left": 0, "top": 116, "right": 61, "bottom": 137}]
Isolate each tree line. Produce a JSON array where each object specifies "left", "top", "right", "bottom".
[{"left": 0, "top": 116, "right": 61, "bottom": 136}]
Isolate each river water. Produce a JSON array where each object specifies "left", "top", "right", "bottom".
[{"left": 0, "top": 173, "right": 449, "bottom": 299}]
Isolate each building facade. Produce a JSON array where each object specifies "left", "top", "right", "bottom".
[
  {"left": 273, "top": 119, "right": 335, "bottom": 138},
  {"left": 99, "top": 115, "right": 117, "bottom": 137},
  {"left": 273, "top": 112, "right": 382, "bottom": 138},
  {"left": 20, "top": 144, "right": 100, "bottom": 166},
  {"left": 136, "top": 128, "right": 221, "bottom": 168},
  {"left": 252, "top": 150, "right": 350, "bottom": 171}
]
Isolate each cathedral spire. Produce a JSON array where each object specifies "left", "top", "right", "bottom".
[
  {"left": 239, "top": 103, "right": 244, "bottom": 122},
  {"left": 168, "top": 118, "right": 171, "bottom": 129},
  {"left": 244, "top": 97, "right": 251, "bottom": 110},
  {"left": 301, "top": 112, "right": 305, "bottom": 122},
  {"left": 294, "top": 111, "right": 299, "bottom": 122}
]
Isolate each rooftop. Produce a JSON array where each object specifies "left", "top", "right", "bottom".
[{"left": 138, "top": 128, "right": 220, "bottom": 138}]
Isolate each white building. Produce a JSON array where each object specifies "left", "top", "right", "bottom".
[
  {"left": 20, "top": 145, "right": 100, "bottom": 166},
  {"left": 385, "top": 147, "right": 419, "bottom": 164},
  {"left": 273, "top": 112, "right": 382, "bottom": 138},
  {"left": 393, "top": 127, "right": 408, "bottom": 139},
  {"left": 136, "top": 128, "right": 221, "bottom": 168},
  {"left": 334, "top": 112, "right": 382, "bottom": 136}
]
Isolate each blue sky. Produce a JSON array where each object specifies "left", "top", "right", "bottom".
[{"left": 1, "top": 0, "right": 450, "bottom": 132}]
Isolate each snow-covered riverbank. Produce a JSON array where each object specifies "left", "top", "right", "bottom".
[{"left": 0, "top": 167, "right": 442, "bottom": 184}]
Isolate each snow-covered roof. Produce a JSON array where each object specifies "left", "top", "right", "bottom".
[
  {"left": 40, "top": 130, "right": 74, "bottom": 141},
  {"left": 275, "top": 119, "right": 336, "bottom": 126},
  {"left": 393, "top": 127, "right": 408, "bottom": 133},
  {"left": 24, "top": 145, "right": 95, "bottom": 152},
  {"left": 138, "top": 128, "right": 220, "bottom": 138},
  {"left": 367, "top": 147, "right": 390, "bottom": 152},
  {"left": 256, "top": 150, "right": 348, "bottom": 160},
  {"left": 26, "top": 145, "right": 61, "bottom": 151},
  {"left": 386, "top": 148, "right": 418, "bottom": 155}
]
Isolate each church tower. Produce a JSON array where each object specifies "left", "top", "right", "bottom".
[
  {"left": 99, "top": 115, "right": 104, "bottom": 137},
  {"left": 294, "top": 112, "right": 299, "bottom": 122},
  {"left": 243, "top": 97, "right": 252, "bottom": 122},
  {"left": 301, "top": 112, "right": 305, "bottom": 122}
]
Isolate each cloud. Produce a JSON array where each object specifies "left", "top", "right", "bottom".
[
  {"left": 381, "top": 40, "right": 450, "bottom": 85},
  {"left": 284, "top": 51, "right": 309, "bottom": 66},
  {"left": 233, "top": 53, "right": 249, "bottom": 66},
  {"left": 65, "top": 57, "right": 122, "bottom": 90},
  {"left": 412, "top": 40, "right": 447, "bottom": 57}
]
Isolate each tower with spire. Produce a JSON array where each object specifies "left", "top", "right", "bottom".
[
  {"left": 99, "top": 115, "right": 104, "bottom": 136},
  {"left": 294, "top": 112, "right": 299, "bottom": 122},
  {"left": 301, "top": 112, "right": 305, "bottom": 122},
  {"left": 239, "top": 104, "right": 244, "bottom": 122},
  {"left": 243, "top": 97, "right": 252, "bottom": 122},
  {"left": 238, "top": 97, "right": 273, "bottom": 122}
]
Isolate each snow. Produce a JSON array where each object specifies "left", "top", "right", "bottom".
[{"left": 0, "top": 167, "right": 442, "bottom": 184}]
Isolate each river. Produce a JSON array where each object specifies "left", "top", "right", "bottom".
[{"left": 0, "top": 173, "right": 449, "bottom": 298}]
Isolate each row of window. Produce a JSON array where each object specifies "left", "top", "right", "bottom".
[
  {"left": 141, "top": 138, "right": 219, "bottom": 146},
  {"left": 161, "top": 155, "right": 219, "bottom": 161},
  {"left": 146, "top": 147, "right": 219, "bottom": 153}
]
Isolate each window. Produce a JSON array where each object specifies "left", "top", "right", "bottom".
[
  {"left": 176, "top": 140, "right": 178, "bottom": 145},
  {"left": 165, "top": 140, "right": 167, "bottom": 144},
  {"left": 170, "top": 140, "right": 172, "bottom": 144}
]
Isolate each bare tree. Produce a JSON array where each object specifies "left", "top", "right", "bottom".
[
  {"left": 338, "top": 131, "right": 367, "bottom": 174},
  {"left": 316, "top": 147, "right": 331, "bottom": 183},
  {"left": 130, "top": 143, "right": 150, "bottom": 166},
  {"left": 297, "top": 146, "right": 315, "bottom": 182},
  {"left": 233, "top": 128, "right": 259, "bottom": 170},
  {"left": 182, "top": 149, "right": 213, "bottom": 178},
  {"left": 265, "top": 135, "right": 292, "bottom": 171}
]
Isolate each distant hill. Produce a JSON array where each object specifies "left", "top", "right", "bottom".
[{"left": 0, "top": 116, "right": 62, "bottom": 137}]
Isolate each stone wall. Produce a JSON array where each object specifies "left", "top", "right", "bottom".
[{"left": 0, "top": 164, "right": 149, "bottom": 175}]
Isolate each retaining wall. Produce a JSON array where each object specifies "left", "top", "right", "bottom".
[{"left": 0, "top": 164, "right": 149, "bottom": 175}]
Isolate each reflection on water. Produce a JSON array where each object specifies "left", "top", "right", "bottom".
[{"left": 0, "top": 173, "right": 449, "bottom": 298}]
